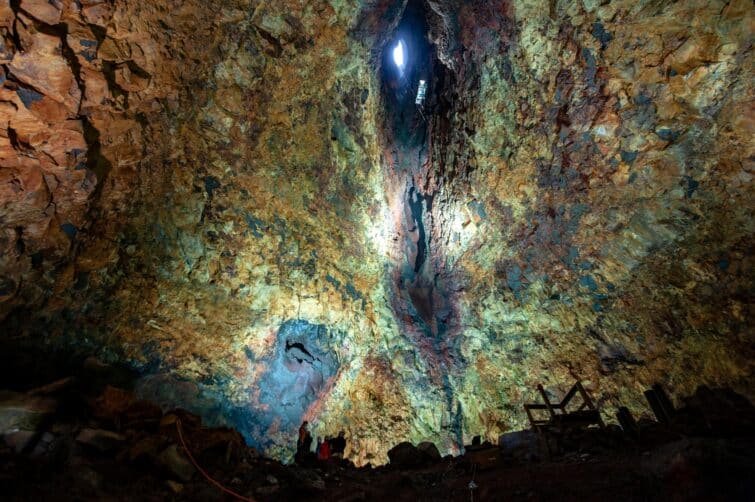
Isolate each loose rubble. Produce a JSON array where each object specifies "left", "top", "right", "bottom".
[{"left": 1, "top": 356, "right": 753, "bottom": 500}]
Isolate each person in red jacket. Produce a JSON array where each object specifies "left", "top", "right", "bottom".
[{"left": 317, "top": 436, "right": 331, "bottom": 460}]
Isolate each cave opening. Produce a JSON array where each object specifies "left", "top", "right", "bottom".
[{"left": 379, "top": 0, "right": 436, "bottom": 151}]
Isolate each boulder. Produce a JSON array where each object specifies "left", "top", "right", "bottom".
[
  {"left": 27, "top": 377, "right": 75, "bottom": 396},
  {"left": 288, "top": 466, "right": 325, "bottom": 493},
  {"left": 416, "top": 441, "right": 441, "bottom": 462},
  {"left": 165, "top": 480, "right": 184, "bottom": 494},
  {"left": 157, "top": 444, "right": 195, "bottom": 482},
  {"left": 387, "top": 442, "right": 425, "bottom": 467},
  {"left": 75, "top": 428, "right": 126, "bottom": 452},
  {"left": 129, "top": 435, "right": 168, "bottom": 461},
  {"left": 256, "top": 485, "right": 279, "bottom": 496},
  {"left": 93, "top": 386, "right": 162, "bottom": 427},
  {"left": 93, "top": 386, "right": 135, "bottom": 418},
  {"left": 2, "top": 430, "right": 37, "bottom": 453},
  {"left": 498, "top": 430, "right": 540, "bottom": 462},
  {"left": 0, "top": 391, "right": 57, "bottom": 433},
  {"left": 388, "top": 441, "right": 442, "bottom": 467}
]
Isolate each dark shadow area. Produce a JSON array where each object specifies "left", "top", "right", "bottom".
[
  {"left": 0, "top": 338, "right": 139, "bottom": 394},
  {"left": 2, "top": 370, "right": 754, "bottom": 500}
]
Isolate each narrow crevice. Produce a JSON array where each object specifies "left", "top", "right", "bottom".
[
  {"left": 8, "top": 0, "right": 22, "bottom": 49},
  {"left": 56, "top": 22, "right": 115, "bottom": 200},
  {"left": 7, "top": 126, "right": 23, "bottom": 150},
  {"left": 285, "top": 340, "right": 316, "bottom": 364},
  {"left": 408, "top": 185, "right": 435, "bottom": 274},
  {"left": 376, "top": 1, "right": 463, "bottom": 447},
  {"left": 100, "top": 60, "right": 130, "bottom": 107}
]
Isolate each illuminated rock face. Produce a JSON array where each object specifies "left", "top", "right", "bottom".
[
  {"left": 253, "top": 320, "right": 341, "bottom": 446},
  {"left": 0, "top": 0, "right": 753, "bottom": 465},
  {"left": 378, "top": 0, "right": 466, "bottom": 447}
]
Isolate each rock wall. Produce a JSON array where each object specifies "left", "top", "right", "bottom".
[{"left": 0, "top": 0, "right": 752, "bottom": 465}]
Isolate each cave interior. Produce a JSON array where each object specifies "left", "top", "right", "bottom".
[{"left": 0, "top": 0, "right": 753, "bottom": 499}]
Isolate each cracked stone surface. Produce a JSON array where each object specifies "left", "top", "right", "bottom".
[{"left": 0, "top": 0, "right": 752, "bottom": 465}]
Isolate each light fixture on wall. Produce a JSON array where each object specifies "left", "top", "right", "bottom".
[{"left": 415, "top": 80, "right": 427, "bottom": 105}]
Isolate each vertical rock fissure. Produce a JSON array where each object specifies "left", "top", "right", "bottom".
[
  {"left": 378, "top": 0, "right": 463, "bottom": 450},
  {"left": 408, "top": 185, "right": 433, "bottom": 274}
]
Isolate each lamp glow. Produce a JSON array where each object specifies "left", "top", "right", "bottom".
[{"left": 392, "top": 40, "right": 406, "bottom": 70}]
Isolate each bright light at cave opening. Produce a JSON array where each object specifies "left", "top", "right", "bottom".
[{"left": 392, "top": 40, "right": 406, "bottom": 71}]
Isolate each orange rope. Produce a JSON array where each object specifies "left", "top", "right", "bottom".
[{"left": 176, "top": 419, "right": 256, "bottom": 502}]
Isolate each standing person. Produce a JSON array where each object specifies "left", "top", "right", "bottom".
[
  {"left": 298, "top": 422, "right": 309, "bottom": 448},
  {"left": 318, "top": 436, "right": 330, "bottom": 460},
  {"left": 315, "top": 437, "right": 323, "bottom": 458},
  {"left": 296, "top": 421, "right": 312, "bottom": 463},
  {"left": 330, "top": 430, "right": 346, "bottom": 459}
]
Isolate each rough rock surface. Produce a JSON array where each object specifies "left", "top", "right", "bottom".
[{"left": 0, "top": 0, "right": 752, "bottom": 465}]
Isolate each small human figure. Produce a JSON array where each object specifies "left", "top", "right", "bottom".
[
  {"left": 315, "top": 436, "right": 323, "bottom": 458},
  {"left": 296, "top": 421, "right": 312, "bottom": 463},
  {"left": 329, "top": 430, "right": 346, "bottom": 458},
  {"left": 298, "top": 421, "right": 309, "bottom": 449},
  {"left": 317, "top": 436, "right": 330, "bottom": 460}
]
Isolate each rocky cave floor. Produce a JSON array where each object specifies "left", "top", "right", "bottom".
[{"left": 2, "top": 346, "right": 754, "bottom": 502}]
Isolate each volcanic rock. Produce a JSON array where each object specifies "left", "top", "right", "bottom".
[
  {"left": 0, "top": 391, "right": 56, "bottom": 432},
  {"left": 288, "top": 466, "right": 326, "bottom": 493},
  {"left": 157, "top": 443, "right": 195, "bottom": 482},
  {"left": 416, "top": 441, "right": 441, "bottom": 462},
  {"left": 499, "top": 430, "right": 540, "bottom": 462},
  {"left": 387, "top": 442, "right": 425, "bottom": 467},
  {"left": 75, "top": 428, "right": 126, "bottom": 452},
  {"left": 0, "top": 0, "right": 752, "bottom": 470}
]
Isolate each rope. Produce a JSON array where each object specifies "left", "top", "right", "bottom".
[
  {"left": 176, "top": 419, "right": 256, "bottom": 502},
  {"left": 468, "top": 463, "right": 478, "bottom": 502}
]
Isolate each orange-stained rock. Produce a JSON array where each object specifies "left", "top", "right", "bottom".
[
  {"left": 665, "top": 34, "right": 720, "bottom": 75},
  {"left": 0, "top": 0, "right": 14, "bottom": 28},
  {"left": 97, "top": 36, "right": 131, "bottom": 63},
  {"left": 29, "top": 120, "right": 86, "bottom": 167},
  {"left": 79, "top": 67, "right": 110, "bottom": 110},
  {"left": 20, "top": 0, "right": 63, "bottom": 25},
  {"left": 79, "top": 0, "right": 111, "bottom": 27},
  {"left": 8, "top": 31, "right": 81, "bottom": 115},
  {"left": 114, "top": 64, "right": 149, "bottom": 93},
  {"left": 0, "top": 161, "right": 48, "bottom": 210}
]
